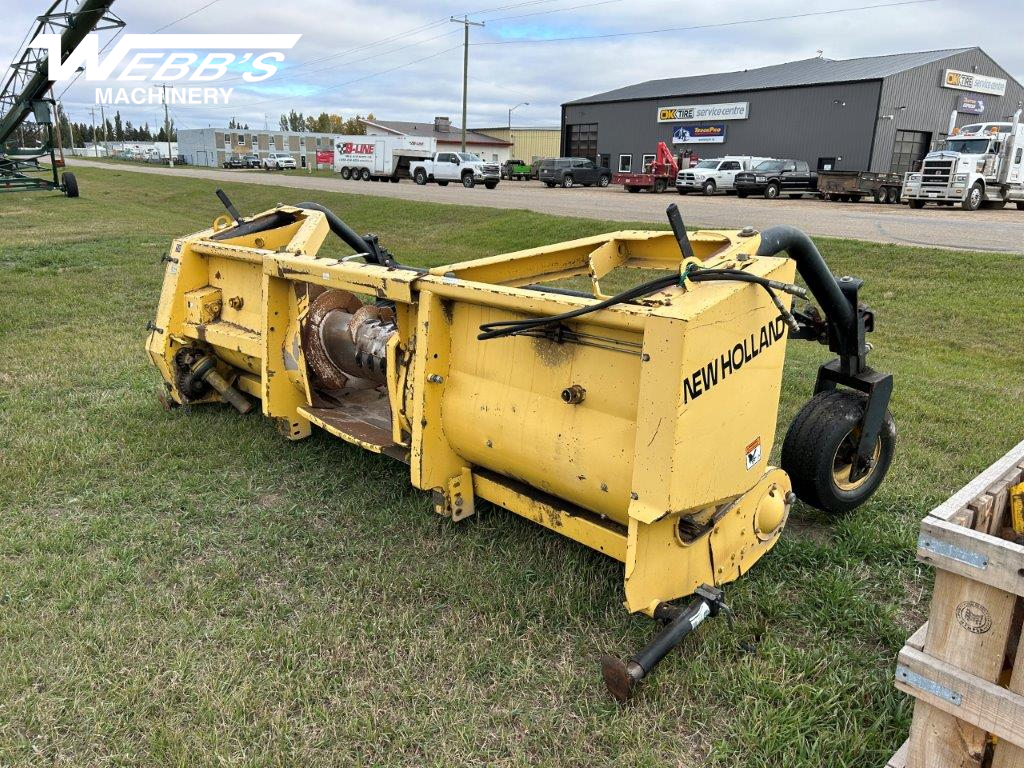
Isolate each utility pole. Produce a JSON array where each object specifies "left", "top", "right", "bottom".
[
  {"left": 89, "top": 106, "right": 98, "bottom": 157},
  {"left": 450, "top": 15, "right": 484, "bottom": 152},
  {"left": 99, "top": 103, "right": 108, "bottom": 156},
  {"left": 162, "top": 83, "right": 174, "bottom": 167}
]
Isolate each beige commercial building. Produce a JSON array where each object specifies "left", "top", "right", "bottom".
[{"left": 472, "top": 126, "right": 561, "bottom": 162}]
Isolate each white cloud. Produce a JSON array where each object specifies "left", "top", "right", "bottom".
[{"left": 3, "top": 0, "right": 1020, "bottom": 130}]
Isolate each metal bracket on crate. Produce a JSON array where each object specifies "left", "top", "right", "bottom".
[
  {"left": 896, "top": 665, "right": 963, "bottom": 707},
  {"left": 918, "top": 534, "right": 989, "bottom": 570}
]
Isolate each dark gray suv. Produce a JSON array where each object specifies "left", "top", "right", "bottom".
[{"left": 538, "top": 157, "right": 611, "bottom": 188}]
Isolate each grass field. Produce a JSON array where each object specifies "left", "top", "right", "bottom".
[{"left": 1, "top": 166, "right": 1022, "bottom": 767}]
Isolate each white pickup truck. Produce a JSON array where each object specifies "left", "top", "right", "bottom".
[
  {"left": 676, "top": 156, "right": 771, "bottom": 195},
  {"left": 409, "top": 151, "right": 501, "bottom": 189}
]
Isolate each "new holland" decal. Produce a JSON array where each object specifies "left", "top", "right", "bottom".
[{"left": 683, "top": 317, "right": 787, "bottom": 404}]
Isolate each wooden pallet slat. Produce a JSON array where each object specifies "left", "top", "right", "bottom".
[{"left": 886, "top": 440, "right": 1024, "bottom": 768}]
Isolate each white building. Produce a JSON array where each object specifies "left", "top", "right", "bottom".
[{"left": 177, "top": 127, "right": 336, "bottom": 168}]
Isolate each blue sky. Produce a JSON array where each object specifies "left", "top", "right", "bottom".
[{"left": 2, "top": 0, "right": 1021, "bottom": 131}]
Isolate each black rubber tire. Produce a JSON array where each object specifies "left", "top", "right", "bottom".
[
  {"left": 764, "top": 182, "right": 780, "bottom": 199},
  {"left": 886, "top": 186, "right": 900, "bottom": 204},
  {"left": 562, "top": 175, "right": 574, "bottom": 189},
  {"left": 413, "top": 169, "right": 427, "bottom": 185},
  {"left": 625, "top": 186, "right": 639, "bottom": 193},
  {"left": 654, "top": 178, "right": 667, "bottom": 193},
  {"left": 908, "top": 199, "right": 925, "bottom": 209},
  {"left": 62, "top": 172, "right": 79, "bottom": 198},
  {"left": 962, "top": 182, "right": 983, "bottom": 211},
  {"left": 599, "top": 175, "right": 610, "bottom": 187},
  {"left": 676, "top": 189, "right": 688, "bottom": 195},
  {"left": 360, "top": 168, "right": 371, "bottom": 181},
  {"left": 545, "top": 182, "right": 555, "bottom": 188},
  {"left": 702, "top": 180, "right": 715, "bottom": 196},
  {"left": 781, "top": 390, "right": 895, "bottom": 514},
  {"left": 736, "top": 191, "right": 748, "bottom": 198},
  {"left": 484, "top": 181, "right": 498, "bottom": 189},
  {"left": 340, "top": 167, "right": 352, "bottom": 180},
  {"left": 982, "top": 199, "right": 1007, "bottom": 210},
  {"left": 389, "top": 177, "right": 399, "bottom": 183},
  {"left": 462, "top": 173, "right": 475, "bottom": 188},
  {"left": 872, "top": 189, "right": 884, "bottom": 204},
  {"left": 1017, "top": 201, "right": 1024, "bottom": 210}
]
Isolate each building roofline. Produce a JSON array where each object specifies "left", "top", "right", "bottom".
[{"left": 562, "top": 47, "right": 987, "bottom": 107}]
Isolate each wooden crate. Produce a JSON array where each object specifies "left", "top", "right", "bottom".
[{"left": 887, "top": 438, "right": 1024, "bottom": 768}]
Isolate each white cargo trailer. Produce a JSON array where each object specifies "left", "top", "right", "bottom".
[{"left": 334, "top": 135, "right": 437, "bottom": 183}]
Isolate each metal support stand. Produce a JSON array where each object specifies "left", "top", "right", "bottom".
[{"left": 601, "top": 585, "right": 731, "bottom": 701}]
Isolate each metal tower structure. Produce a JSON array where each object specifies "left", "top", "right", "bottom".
[{"left": 0, "top": 0, "right": 122, "bottom": 196}]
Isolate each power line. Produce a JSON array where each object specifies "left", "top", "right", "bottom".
[
  {"left": 475, "top": 0, "right": 943, "bottom": 44},
  {"left": 218, "top": 27, "right": 461, "bottom": 86},
  {"left": 485, "top": 0, "right": 623, "bottom": 22},
  {"left": 151, "top": 0, "right": 225, "bottom": 33},
  {"left": 217, "top": 17, "right": 454, "bottom": 84},
  {"left": 468, "top": 0, "right": 562, "bottom": 15},
  {"left": 205, "top": 44, "right": 463, "bottom": 112}
]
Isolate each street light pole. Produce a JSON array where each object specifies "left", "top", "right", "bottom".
[
  {"left": 507, "top": 101, "right": 528, "bottom": 132},
  {"left": 450, "top": 15, "right": 484, "bottom": 152}
]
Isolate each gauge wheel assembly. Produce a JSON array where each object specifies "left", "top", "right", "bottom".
[{"left": 782, "top": 390, "right": 895, "bottom": 514}]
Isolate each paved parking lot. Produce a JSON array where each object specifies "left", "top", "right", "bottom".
[{"left": 70, "top": 159, "right": 1024, "bottom": 253}]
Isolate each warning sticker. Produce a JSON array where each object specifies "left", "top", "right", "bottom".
[{"left": 745, "top": 437, "right": 762, "bottom": 470}]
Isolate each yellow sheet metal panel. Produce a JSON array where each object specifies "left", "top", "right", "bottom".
[{"left": 441, "top": 302, "right": 642, "bottom": 524}]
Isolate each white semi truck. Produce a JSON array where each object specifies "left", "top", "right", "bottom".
[
  {"left": 902, "top": 112, "right": 1024, "bottom": 211},
  {"left": 334, "top": 135, "right": 436, "bottom": 182}
]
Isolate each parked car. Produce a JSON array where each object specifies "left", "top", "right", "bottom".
[
  {"left": 530, "top": 159, "right": 549, "bottom": 180},
  {"left": 734, "top": 159, "right": 818, "bottom": 199},
  {"left": 675, "top": 156, "right": 772, "bottom": 195},
  {"left": 242, "top": 154, "right": 260, "bottom": 168},
  {"left": 262, "top": 152, "right": 296, "bottom": 170},
  {"left": 501, "top": 158, "right": 531, "bottom": 180},
  {"left": 223, "top": 155, "right": 245, "bottom": 169},
  {"left": 538, "top": 157, "right": 612, "bottom": 188}
]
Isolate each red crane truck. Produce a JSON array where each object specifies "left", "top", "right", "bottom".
[{"left": 612, "top": 141, "right": 683, "bottom": 193}]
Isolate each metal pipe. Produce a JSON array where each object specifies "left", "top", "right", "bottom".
[{"left": 755, "top": 226, "right": 856, "bottom": 346}]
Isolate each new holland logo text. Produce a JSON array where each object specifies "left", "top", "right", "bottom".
[{"left": 683, "top": 318, "right": 787, "bottom": 404}]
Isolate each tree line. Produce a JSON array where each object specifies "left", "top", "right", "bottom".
[
  {"left": 276, "top": 110, "right": 374, "bottom": 134},
  {"left": 52, "top": 109, "right": 176, "bottom": 147}
]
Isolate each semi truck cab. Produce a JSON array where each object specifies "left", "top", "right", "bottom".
[{"left": 902, "top": 116, "right": 1024, "bottom": 210}]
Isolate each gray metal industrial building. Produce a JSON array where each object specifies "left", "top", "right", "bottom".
[{"left": 561, "top": 48, "right": 1024, "bottom": 176}]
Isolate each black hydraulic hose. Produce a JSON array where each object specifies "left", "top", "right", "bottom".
[
  {"left": 294, "top": 201, "right": 377, "bottom": 260},
  {"left": 478, "top": 272, "right": 680, "bottom": 340},
  {"left": 294, "top": 201, "right": 427, "bottom": 273},
  {"left": 755, "top": 226, "right": 855, "bottom": 342}
]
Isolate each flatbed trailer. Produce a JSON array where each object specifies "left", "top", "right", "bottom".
[{"left": 818, "top": 170, "right": 902, "bottom": 204}]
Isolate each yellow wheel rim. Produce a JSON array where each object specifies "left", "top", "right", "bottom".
[{"left": 832, "top": 428, "right": 881, "bottom": 492}]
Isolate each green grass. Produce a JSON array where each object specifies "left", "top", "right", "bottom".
[{"left": 1, "top": 166, "right": 1022, "bottom": 767}]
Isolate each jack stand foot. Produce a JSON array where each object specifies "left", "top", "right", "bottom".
[{"left": 601, "top": 585, "right": 731, "bottom": 702}]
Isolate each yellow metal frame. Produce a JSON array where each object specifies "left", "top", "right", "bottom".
[{"left": 148, "top": 205, "right": 797, "bottom": 616}]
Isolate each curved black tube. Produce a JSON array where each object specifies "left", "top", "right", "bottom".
[
  {"left": 294, "top": 201, "right": 376, "bottom": 260},
  {"left": 755, "top": 225, "right": 855, "bottom": 342},
  {"left": 209, "top": 211, "right": 297, "bottom": 241}
]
